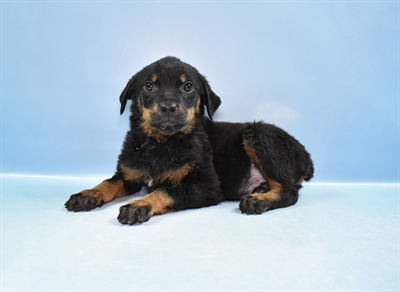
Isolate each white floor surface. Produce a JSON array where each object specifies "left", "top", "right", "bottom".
[{"left": 1, "top": 175, "right": 399, "bottom": 291}]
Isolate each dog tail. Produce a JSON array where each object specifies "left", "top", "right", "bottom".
[{"left": 303, "top": 157, "right": 314, "bottom": 182}]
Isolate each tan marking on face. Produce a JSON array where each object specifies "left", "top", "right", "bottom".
[
  {"left": 249, "top": 179, "right": 282, "bottom": 202},
  {"left": 151, "top": 73, "right": 158, "bottom": 82},
  {"left": 191, "top": 98, "right": 201, "bottom": 117},
  {"left": 140, "top": 106, "right": 155, "bottom": 138},
  {"left": 180, "top": 74, "right": 186, "bottom": 83},
  {"left": 153, "top": 103, "right": 162, "bottom": 115},
  {"left": 141, "top": 107, "right": 152, "bottom": 124},
  {"left": 187, "top": 107, "right": 196, "bottom": 121},
  {"left": 180, "top": 99, "right": 200, "bottom": 134},
  {"left": 80, "top": 179, "right": 127, "bottom": 205},
  {"left": 140, "top": 106, "right": 168, "bottom": 142},
  {"left": 196, "top": 97, "right": 201, "bottom": 112},
  {"left": 136, "top": 97, "right": 143, "bottom": 113},
  {"left": 180, "top": 108, "right": 196, "bottom": 134},
  {"left": 140, "top": 103, "right": 196, "bottom": 139}
]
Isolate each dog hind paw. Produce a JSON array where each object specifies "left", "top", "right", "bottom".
[{"left": 239, "top": 195, "right": 272, "bottom": 215}]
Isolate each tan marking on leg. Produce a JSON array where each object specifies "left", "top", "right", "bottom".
[
  {"left": 80, "top": 179, "right": 127, "bottom": 205},
  {"left": 93, "top": 180, "right": 126, "bottom": 201},
  {"left": 142, "top": 189, "right": 174, "bottom": 214},
  {"left": 243, "top": 139, "right": 262, "bottom": 168},
  {"left": 250, "top": 179, "right": 282, "bottom": 201},
  {"left": 129, "top": 189, "right": 174, "bottom": 215},
  {"left": 250, "top": 191, "right": 280, "bottom": 201}
]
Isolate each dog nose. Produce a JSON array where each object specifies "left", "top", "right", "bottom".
[{"left": 160, "top": 102, "right": 178, "bottom": 115}]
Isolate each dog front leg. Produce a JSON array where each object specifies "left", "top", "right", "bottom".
[
  {"left": 117, "top": 180, "right": 223, "bottom": 225},
  {"left": 117, "top": 189, "right": 174, "bottom": 224},
  {"left": 65, "top": 174, "right": 141, "bottom": 211}
]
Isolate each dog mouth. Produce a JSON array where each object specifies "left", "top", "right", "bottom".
[{"left": 153, "top": 121, "right": 187, "bottom": 134}]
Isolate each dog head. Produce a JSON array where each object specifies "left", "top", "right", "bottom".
[{"left": 119, "top": 57, "right": 221, "bottom": 138}]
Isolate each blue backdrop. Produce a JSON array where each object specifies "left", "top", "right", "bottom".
[{"left": 1, "top": 1, "right": 398, "bottom": 182}]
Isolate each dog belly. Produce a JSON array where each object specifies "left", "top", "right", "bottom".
[{"left": 239, "top": 163, "right": 265, "bottom": 195}]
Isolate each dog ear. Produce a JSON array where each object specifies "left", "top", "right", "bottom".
[
  {"left": 119, "top": 76, "right": 137, "bottom": 115},
  {"left": 200, "top": 75, "right": 221, "bottom": 120}
]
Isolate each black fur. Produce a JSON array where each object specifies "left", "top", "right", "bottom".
[{"left": 65, "top": 56, "right": 314, "bottom": 225}]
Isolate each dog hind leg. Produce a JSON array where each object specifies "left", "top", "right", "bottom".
[
  {"left": 239, "top": 179, "right": 299, "bottom": 214},
  {"left": 239, "top": 122, "right": 310, "bottom": 214}
]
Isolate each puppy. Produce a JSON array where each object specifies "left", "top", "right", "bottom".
[{"left": 65, "top": 56, "right": 314, "bottom": 225}]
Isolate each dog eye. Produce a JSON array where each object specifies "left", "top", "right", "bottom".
[
  {"left": 183, "top": 82, "right": 193, "bottom": 92},
  {"left": 144, "top": 82, "right": 154, "bottom": 92}
]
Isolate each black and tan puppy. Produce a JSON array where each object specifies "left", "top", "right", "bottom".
[{"left": 65, "top": 56, "right": 314, "bottom": 225}]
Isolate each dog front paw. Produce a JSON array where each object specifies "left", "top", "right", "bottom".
[
  {"left": 117, "top": 202, "right": 152, "bottom": 225},
  {"left": 239, "top": 195, "right": 271, "bottom": 215},
  {"left": 65, "top": 192, "right": 101, "bottom": 212}
]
